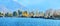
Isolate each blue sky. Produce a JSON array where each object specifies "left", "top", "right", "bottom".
[{"left": 0, "top": 0, "right": 60, "bottom": 12}]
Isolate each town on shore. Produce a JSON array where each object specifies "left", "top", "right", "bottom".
[{"left": 0, "top": 9, "right": 60, "bottom": 19}]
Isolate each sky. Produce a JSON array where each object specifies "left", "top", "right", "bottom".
[{"left": 0, "top": 0, "right": 60, "bottom": 12}]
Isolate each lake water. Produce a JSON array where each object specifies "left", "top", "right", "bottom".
[{"left": 0, "top": 17, "right": 60, "bottom": 26}]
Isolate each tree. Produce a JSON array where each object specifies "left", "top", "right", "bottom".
[
  {"left": 0, "top": 12, "right": 1, "bottom": 16},
  {"left": 0, "top": 12, "right": 2, "bottom": 17},
  {"left": 5, "top": 12, "right": 13, "bottom": 17},
  {"left": 5, "top": 13, "right": 8, "bottom": 17},
  {"left": 0, "top": 12, "right": 4, "bottom": 17},
  {"left": 8, "top": 13, "right": 13, "bottom": 17}
]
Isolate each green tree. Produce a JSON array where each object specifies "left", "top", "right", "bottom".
[
  {"left": 5, "top": 12, "right": 13, "bottom": 17},
  {"left": 8, "top": 13, "right": 13, "bottom": 17},
  {"left": 5, "top": 12, "right": 8, "bottom": 17},
  {"left": 0, "top": 12, "right": 4, "bottom": 17},
  {"left": 0, "top": 12, "right": 1, "bottom": 16}
]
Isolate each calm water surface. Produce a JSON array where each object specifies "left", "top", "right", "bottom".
[{"left": 0, "top": 17, "right": 60, "bottom": 26}]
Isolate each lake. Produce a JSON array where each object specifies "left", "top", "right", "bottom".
[{"left": 0, "top": 17, "right": 60, "bottom": 26}]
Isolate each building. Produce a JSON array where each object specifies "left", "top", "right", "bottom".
[
  {"left": 53, "top": 9, "right": 60, "bottom": 17},
  {"left": 29, "top": 12, "right": 34, "bottom": 17},
  {"left": 13, "top": 11, "right": 19, "bottom": 17},
  {"left": 22, "top": 11, "right": 29, "bottom": 17},
  {"left": 33, "top": 11, "right": 44, "bottom": 17},
  {"left": 45, "top": 9, "right": 54, "bottom": 18}
]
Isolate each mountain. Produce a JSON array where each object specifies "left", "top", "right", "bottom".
[{"left": 0, "top": 0, "right": 26, "bottom": 12}]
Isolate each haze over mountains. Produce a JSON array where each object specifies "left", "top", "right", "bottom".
[
  {"left": 0, "top": 0, "right": 27, "bottom": 12},
  {"left": 0, "top": 0, "right": 60, "bottom": 12}
]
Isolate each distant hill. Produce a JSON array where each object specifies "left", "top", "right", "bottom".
[{"left": 0, "top": 0, "right": 26, "bottom": 12}]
